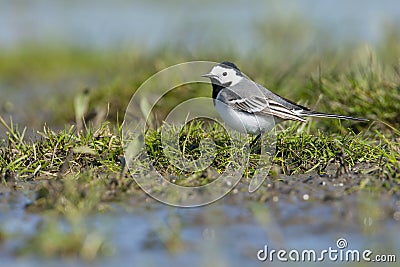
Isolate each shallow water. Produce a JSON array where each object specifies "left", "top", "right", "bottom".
[
  {"left": 1, "top": 177, "right": 399, "bottom": 267},
  {"left": 1, "top": 0, "right": 400, "bottom": 51}
]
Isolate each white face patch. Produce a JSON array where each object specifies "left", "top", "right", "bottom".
[{"left": 210, "top": 65, "right": 243, "bottom": 86}]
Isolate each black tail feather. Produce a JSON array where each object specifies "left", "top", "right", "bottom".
[{"left": 300, "top": 111, "right": 369, "bottom": 122}]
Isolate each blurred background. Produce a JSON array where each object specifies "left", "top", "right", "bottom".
[
  {"left": 1, "top": 0, "right": 400, "bottom": 137},
  {"left": 1, "top": 1, "right": 400, "bottom": 266},
  {"left": 2, "top": 0, "right": 400, "bottom": 51}
]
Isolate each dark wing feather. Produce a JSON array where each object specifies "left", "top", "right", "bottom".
[{"left": 228, "top": 96, "right": 306, "bottom": 122}]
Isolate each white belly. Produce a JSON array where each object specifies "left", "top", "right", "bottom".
[{"left": 215, "top": 101, "right": 275, "bottom": 135}]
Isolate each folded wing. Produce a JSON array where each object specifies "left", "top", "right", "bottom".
[{"left": 228, "top": 96, "right": 306, "bottom": 122}]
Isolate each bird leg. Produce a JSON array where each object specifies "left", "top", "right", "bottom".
[{"left": 250, "top": 133, "right": 262, "bottom": 153}]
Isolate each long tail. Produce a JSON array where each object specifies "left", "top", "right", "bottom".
[{"left": 299, "top": 110, "right": 369, "bottom": 122}]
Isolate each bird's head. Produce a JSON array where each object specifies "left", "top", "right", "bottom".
[{"left": 202, "top": 62, "right": 243, "bottom": 86}]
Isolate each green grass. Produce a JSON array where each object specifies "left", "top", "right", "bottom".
[{"left": 1, "top": 116, "right": 398, "bottom": 187}]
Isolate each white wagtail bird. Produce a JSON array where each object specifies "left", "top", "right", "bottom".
[{"left": 202, "top": 62, "right": 368, "bottom": 137}]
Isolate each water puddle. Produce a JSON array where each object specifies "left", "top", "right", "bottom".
[{"left": 0, "top": 176, "right": 399, "bottom": 266}]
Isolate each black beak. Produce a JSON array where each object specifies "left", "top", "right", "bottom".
[{"left": 201, "top": 73, "right": 217, "bottom": 78}]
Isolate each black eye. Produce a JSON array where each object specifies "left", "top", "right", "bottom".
[{"left": 222, "top": 72, "right": 227, "bottom": 76}]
